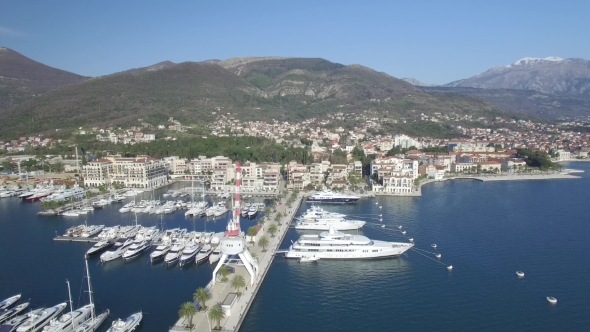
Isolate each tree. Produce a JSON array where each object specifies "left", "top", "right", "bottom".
[
  {"left": 275, "top": 212, "right": 283, "bottom": 224},
  {"left": 263, "top": 207, "right": 271, "bottom": 216},
  {"left": 258, "top": 235, "right": 269, "bottom": 251},
  {"left": 178, "top": 302, "right": 197, "bottom": 329},
  {"left": 268, "top": 223, "right": 277, "bottom": 237},
  {"left": 193, "top": 287, "right": 212, "bottom": 310},
  {"left": 247, "top": 226, "right": 258, "bottom": 237},
  {"left": 208, "top": 304, "right": 225, "bottom": 330},
  {"left": 217, "top": 266, "right": 231, "bottom": 282},
  {"left": 231, "top": 275, "right": 246, "bottom": 295},
  {"left": 258, "top": 218, "right": 265, "bottom": 226}
]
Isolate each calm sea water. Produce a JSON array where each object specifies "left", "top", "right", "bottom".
[
  {"left": 240, "top": 162, "right": 590, "bottom": 332},
  {"left": 1, "top": 162, "right": 589, "bottom": 332}
]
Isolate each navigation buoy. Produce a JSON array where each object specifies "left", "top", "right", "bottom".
[
  {"left": 398, "top": 225, "right": 402, "bottom": 229},
  {"left": 447, "top": 265, "right": 453, "bottom": 271},
  {"left": 547, "top": 297, "right": 557, "bottom": 304},
  {"left": 431, "top": 244, "right": 437, "bottom": 249},
  {"left": 401, "top": 231, "right": 406, "bottom": 235},
  {"left": 375, "top": 202, "right": 378, "bottom": 205},
  {"left": 435, "top": 253, "right": 442, "bottom": 259},
  {"left": 409, "top": 238, "right": 414, "bottom": 242},
  {"left": 379, "top": 214, "right": 382, "bottom": 217},
  {"left": 516, "top": 271, "right": 525, "bottom": 278},
  {"left": 381, "top": 224, "right": 385, "bottom": 228},
  {"left": 379, "top": 218, "right": 383, "bottom": 222},
  {"left": 379, "top": 206, "right": 382, "bottom": 209}
]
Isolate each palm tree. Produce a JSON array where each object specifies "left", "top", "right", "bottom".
[
  {"left": 231, "top": 275, "right": 246, "bottom": 295},
  {"left": 258, "top": 235, "right": 269, "bottom": 251},
  {"left": 263, "top": 207, "right": 271, "bottom": 216},
  {"left": 218, "top": 265, "right": 230, "bottom": 282},
  {"left": 208, "top": 304, "right": 225, "bottom": 330},
  {"left": 268, "top": 223, "right": 277, "bottom": 237},
  {"left": 193, "top": 287, "right": 212, "bottom": 310},
  {"left": 178, "top": 302, "right": 197, "bottom": 329},
  {"left": 275, "top": 212, "right": 283, "bottom": 224},
  {"left": 258, "top": 218, "right": 265, "bottom": 226}
]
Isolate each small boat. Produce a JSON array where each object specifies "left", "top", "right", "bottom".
[
  {"left": 105, "top": 312, "right": 142, "bottom": 332},
  {"left": 0, "top": 303, "right": 29, "bottom": 325},
  {"left": 62, "top": 210, "right": 79, "bottom": 217},
  {"left": 86, "top": 241, "right": 113, "bottom": 257},
  {"left": 516, "top": 271, "right": 525, "bottom": 278},
  {"left": 546, "top": 296, "right": 557, "bottom": 304},
  {"left": 431, "top": 244, "right": 437, "bottom": 249},
  {"left": 299, "top": 256, "right": 320, "bottom": 263},
  {"left": 0, "top": 295, "right": 21, "bottom": 310}
]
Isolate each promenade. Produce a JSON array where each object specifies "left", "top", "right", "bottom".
[{"left": 170, "top": 193, "right": 304, "bottom": 332}]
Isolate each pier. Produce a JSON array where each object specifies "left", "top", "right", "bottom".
[{"left": 169, "top": 192, "right": 304, "bottom": 332}]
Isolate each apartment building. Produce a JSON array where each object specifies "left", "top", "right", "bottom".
[
  {"left": 83, "top": 156, "right": 167, "bottom": 188},
  {"left": 370, "top": 157, "right": 419, "bottom": 194}
]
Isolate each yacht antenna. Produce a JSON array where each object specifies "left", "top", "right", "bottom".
[
  {"left": 66, "top": 279, "right": 74, "bottom": 328},
  {"left": 85, "top": 258, "right": 95, "bottom": 320}
]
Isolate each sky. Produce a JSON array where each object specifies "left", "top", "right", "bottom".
[{"left": 1, "top": 0, "right": 588, "bottom": 85}]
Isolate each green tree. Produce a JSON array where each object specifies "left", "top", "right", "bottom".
[
  {"left": 258, "top": 218, "right": 265, "bottom": 226},
  {"left": 263, "top": 207, "right": 271, "bottom": 216},
  {"left": 193, "top": 287, "right": 212, "bottom": 310},
  {"left": 178, "top": 302, "right": 197, "bottom": 329},
  {"left": 247, "top": 226, "right": 258, "bottom": 237},
  {"left": 258, "top": 235, "right": 269, "bottom": 251},
  {"left": 208, "top": 304, "right": 225, "bottom": 330},
  {"left": 275, "top": 212, "right": 283, "bottom": 223},
  {"left": 217, "top": 265, "right": 231, "bottom": 282},
  {"left": 231, "top": 275, "right": 246, "bottom": 295},
  {"left": 268, "top": 223, "right": 277, "bottom": 237}
]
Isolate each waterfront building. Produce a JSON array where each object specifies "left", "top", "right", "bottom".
[
  {"left": 83, "top": 156, "right": 167, "bottom": 188},
  {"left": 451, "top": 162, "right": 476, "bottom": 173}
]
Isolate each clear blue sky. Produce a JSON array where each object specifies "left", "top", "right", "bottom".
[{"left": 1, "top": 1, "right": 588, "bottom": 85}]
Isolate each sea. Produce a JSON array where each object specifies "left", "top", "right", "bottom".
[{"left": 1, "top": 161, "right": 590, "bottom": 332}]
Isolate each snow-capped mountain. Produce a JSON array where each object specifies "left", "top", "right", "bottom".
[{"left": 444, "top": 57, "right": 590, "bottom": 95}]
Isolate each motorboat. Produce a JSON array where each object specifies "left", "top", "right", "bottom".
[
  {"left": 516, "top": 271, "right": 525, "bottom": 278},
  {"left": 208, "top": 247, "right": 222, "bottom": 265},
  {"left": 247, "top": 206, "right": 258, "bottom": 218},
  {"left": 61, "top": 210, "right": 79, "bottom": 217},
  {"left": 80, "top": 225, "right": 105, "bottom": 238},
  {"left": 105, "top": 312, "right": 142, "bottom": 332},
  {"left": 285, "top": 226, "right": 413, "bottom": 260},
  {"left": 41, "top": 304, "right": 92, "bottom": 332},
  {"left": 121, "top": 241, "right": 150, "bottom": 261},
  {"left": 96, "top": 227, "right": 120, "bottom": 241},
  {"left": 294, "top": 217, "right": 365, "bottom": 231},
  {"left": 299, "top": 205, "right": 346, "bottom": 220},
  {"left": 306, "top": 189, "right": 360, "bottom": 204},
  {"left": 71, "top": 309, "right": 108, "bottom": 332},
  {"left": 547, "top": 296, "right": 557, "bottom": 304},
  {"left": 118, "top": 225, "right": 140, "bottom": 239},
  {"left": 113, "top": 194, "right": 126, "bottom": 202},
  {"left": 164, "top": 240, "right": 186, "bottom": 265},
  {"left": 100, "top": 239, "right": 134, "bottom": 263},
  {"left": 16, "top": 303, "right": 67, "bottom": 332},
  {"left": 0, "top": 295, "right": 21, "bottom": 310},
  {"left": 0, "top": 191, "right": 16, "bottom": 198},
  {"left": 195, "top": 245, "right": 213, "bottom": 264},
  {"left": 0, "top": 303, "right": 29, "bottom": 325},
  {"left": 85, "top": 241, "right": 113, "bottom": 257},
  {"left": 299, "top": 256, "right": 320, "bottom": 262},
  {"left": 178, "top": 243, "right": 200, "bottom": 267},
  {"left": 1, "top": 309, "right": 44, "bottom": 332},
  {"left": 118, "top": 202, "right": 134, "bottom": 213},
  {"left": 150, "top": 243, "right": 171, "bottom": 263}
]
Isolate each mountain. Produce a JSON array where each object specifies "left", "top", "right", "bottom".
[
  {"left": 0, "top": 47, "right": 89, "bottom": 110},
  {"left": 401, "top": 78, "right": 434, "bottom": 87},
  {"left": 421, "top": 86, "right": 590, "bottom": 119},
  {"left": 0, "top": 56, "right": 514, "bottom": 139},
  {"left": 444, "top": 57, "right": 590, "bottom": 95}
]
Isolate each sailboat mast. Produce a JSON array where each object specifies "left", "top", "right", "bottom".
[
  {"left": 85, "top": 258, "right": 95, "bottom": 320},
  {"left": 66, "top": 279, "right": 74, "bottom": 328}
]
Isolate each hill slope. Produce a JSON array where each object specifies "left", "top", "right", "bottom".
[
  {"left": 0, "top": 47, "right": 89, "bottom": 109},
  {"left": 445, "top": 57, "right": 590, "bottom": 95},
  {"left": 0, "top": 56, "right": 515, "bottom": 139}
]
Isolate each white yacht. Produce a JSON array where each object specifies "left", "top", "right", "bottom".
[
  {"left": 149, "top": 243, "right": 171, "bottom": 263},
  {"left": 41, "top": 304, "right": 92, "bottom": 332},
  {"left": 247, "top": 206, "right": 258, "bottom": 218},
  {"left": 0, "top": 191, "right": 16, "bottom": 198},
  {"left": 306, "top": 189, "right": 360, "bottom": 204},
  {"left": 100, "top": 239, "right": 134, "bottom": 263},
  {"left": 299, "top": 205, "right": 346, "bottom": 220},
  {"left": 0, "top": 302, "right": 29, "bottom": 325},
  {"left": 208, "top": 247, "right": 222, "bottom": 265},
  {"left": 73, "top": 259, "right": 109, "bottom": 332},
  {"left": 105, "top": 312, "right": 141, "bottom": 332},
  {"left": 121, "top": 240, "right": 150, "bottom": 261},
  {"left": 86, "top": 241, "right": 113, "bottom": 256},
  {"left": 0, "top": 294, "right": 21, "bottom": 310},
  {"left": 80, "top": 225, "right": 105, "bottom": 238},
  {"left": 195, "top": 244, "right": 213, "bottom": 264},
  {"left": 285, "top": 227, "right": 413, "bottom": 260},
  {"left": 119, "top": 202, "right": 134, "bottom": 213},
  {"left": 1, "top": 309, "right": 44, "bottom": 332},
  {"left": 16, "top": 303, "right": 67, "bottom": 332},
  {"left": 178, "top": 243, "right": 200, "bottom": 267},
  {"left": 164, "top": 240, "right": 186, "bottom": 265},
  {"left": 96, "top": 226, "right": 120, "bottom": 241},
  {"left": 295, "top": 217, "right": 365, "bottom": 231}
]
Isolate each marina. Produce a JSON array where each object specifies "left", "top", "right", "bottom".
[{"left": 0, "top": 162, "right": 590, "bottom": 331}]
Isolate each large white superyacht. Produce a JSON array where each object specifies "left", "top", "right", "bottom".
[
  {"left": 285, "top": 227, "right": 413, "bottom": 260},
  {"left": 294, "top": 206, "right": 365, "bottom": 231},
  {"left": 306, "top": 189, "right": 360, "bottom": 204}
]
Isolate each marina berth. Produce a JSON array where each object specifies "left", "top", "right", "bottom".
[
  {"left": 105, "top": 312, "right": 141, "bottom": 332},
  {"left": 16, "top": 302, "right": 67, "bottom": 332},
  {"left": 306, "top": 189, "right": 360, "bottom": 204},
  {"left": 285, "top": 227, "right": 413, "bottom": 260}
]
